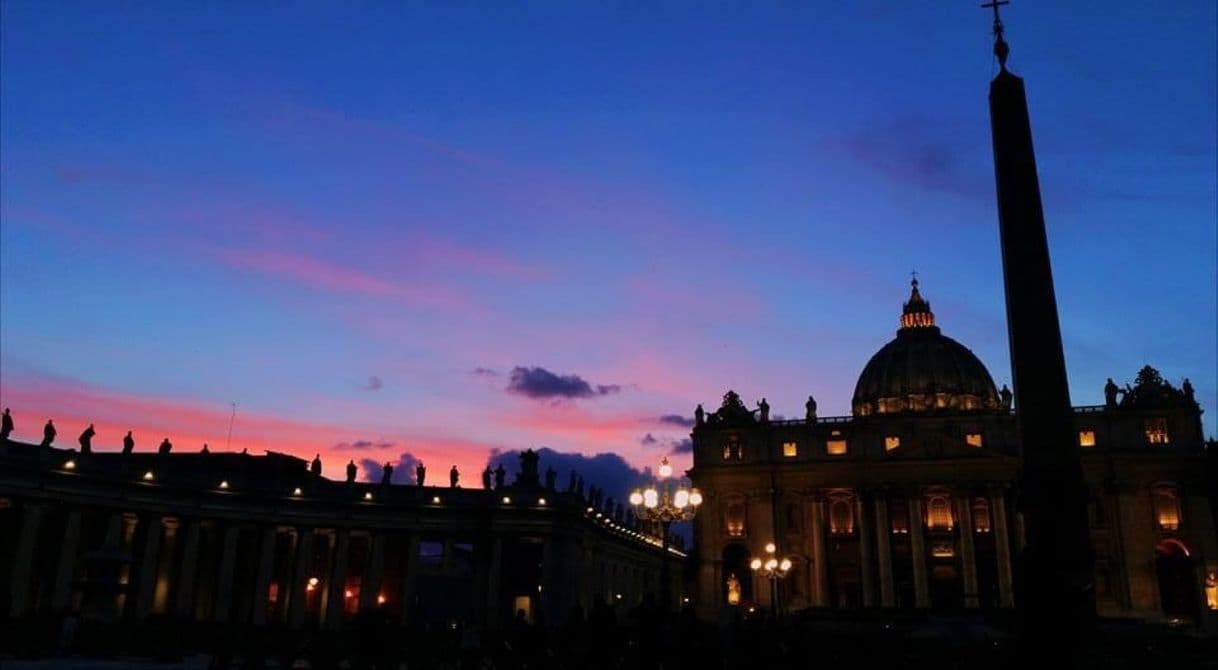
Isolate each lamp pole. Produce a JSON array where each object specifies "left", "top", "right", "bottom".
[
  {"left": 629, "top": 456, "right": 703, "bottom": 610},
  {"left": 750, "top": 542, "right": 792, "bottom": 619}
]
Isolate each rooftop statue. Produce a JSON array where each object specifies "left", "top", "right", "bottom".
[
  {"left": 1120, "top": 365, "right": 1191, "bottom": 409},
  {"left": 694, "top": 404, "right": 705, "bottom": 427},
  {"left": 805, "top": 395, "right": 817, "bottom": 423},
  {"left": 382, "top": 462, "right": 393, "bottom": 486},
  {"left": 158, "top": 437, "right": 172, "bottom": 455},
  {"left": 79, "top": 424, "right": 95, "bottom": 454},
  {"left": 494, "top": 463, "right": 506, "bottom": 489},
  {"left": 1000, "top": 384, "right": 1013, "bottom": 410},
  {"left": 711, "top": 390, "right": 755, "bottom": 426},
  {"left": 41, "top": 420, "right": 56, "bottom": 448},
  {"left": 416, "top": 462, "right": 426, "bottom": 486},
  {"left": 346, "top": 459, "right": 357, "bottom": 484},
  {"left": 757, "top": 397, "right": 770, "bottom": 423},
  {"left": 310, "top": 454, "right": 322, "bottom": 476},
  {"left": 122, "top": 431, "right": 135, "bottom": 455},
  {"left": 449, "top": 465, "right": 459, "bottom": 488},
  {"left": 1, "top": 408, "right": 13, "bottom": 440}
]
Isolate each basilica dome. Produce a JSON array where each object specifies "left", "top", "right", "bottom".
[{"left": 852, "top": 280, "right": 1000, "bottom": 416}]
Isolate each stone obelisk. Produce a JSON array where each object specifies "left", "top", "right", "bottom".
[{"left": 985, "top": 3, "right": 1095, "bottom": 650}]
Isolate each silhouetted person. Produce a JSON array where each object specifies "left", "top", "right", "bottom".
[
  {"left": 545, "top": 465, "right": 557, "bottom": 491},
  {"left": 310, "top": 453, "right": 322, "bottom": 476},
  {"left": 1, "top": 408, "right": 13, "bottom": 440},
  {"left": 41, "top": 419, "right": 56, "bottom": 447},
  {"left": 122, "top": 430, "right": 135, "bottom": 454},
  {"left": 1104, "top": 377, "right": 1119, "bottom": 407},
  {"left": 1000, "top": 384, "right": 1013, "bottom": 410},
  {"left": 805, "top": 395, "right": 818, "bottom": 422},
  {"left": 757, "top": 397, "right": 770, "bottom": 422},
  {"left": 494, "top": 463, "right": 506, "bottom": 489},
  {"left": 382, "top": 462, "right": 393, "bottom": 485},
  {"left": 346, "top": 459, "right": 357, "bottom": 483},
  {"left": 449, "top": 465, "right": 459, "bottom": 488},
  {"left": 482, "top": 466, "right": 493, "bottom": 489},
  {"left": 694, "top": 403, "right": 705, "bottom": 426},
  {"left": 415, "top": 462, "right": 426, "bottom": 486},
  {"left": 78, "top": 423, "right": 95, "bottom": 454},
  {"left": 158, "top": 437, "right": 172, "bottom": 455}
]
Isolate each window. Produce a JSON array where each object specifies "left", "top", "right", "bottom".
[
  {"left": 965, "top": 433, "right": 984, "bottom": 448},
  {"left": 884, "top": 436, "right": 901, "bottom": 451},
  {"left": 723, "top": 435, "right": 744, "bottom": 460},
  {"left": 830, "top": 499, "right": 854, "bottom": 535},
  {"left": 972, "top": 499, "right": 991, "bottom": 533},
  {"left": 890, "top": 501, "right": 909, "bottom": 534},
  {"left": 725, "top": 499, "right": 746, "bottom": 537},
  {"left": 927, "top": 496, "right": 953, "bottom": 530},
  {"left": 1154, "top": 488, "right": 1181, "bottom": 530},
  {"left": 418, "top": 540, "right": 444, "bottom": 569},
  {"left": 782, "top": 442, "right": 798, "bottom": 457},
  {"left": 1078, "top": 430, "right": 1096, "bottom": 448},
  {"left": 1144, "top": 418, "right": 1170, "bottom": 445},
  {"left": 826, "top": 440, "right": 848, "bottom": 456}
]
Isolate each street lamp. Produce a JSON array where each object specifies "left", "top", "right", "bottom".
[
  {"left": 750, "top": 542, "right": 792, "bottom": 617},
  {"left": 628, "top": 456, "right": 703, "bottom": 609}
]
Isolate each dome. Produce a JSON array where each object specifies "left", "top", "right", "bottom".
[{"left": 852, "top": 280, "right": 1000, "bottom": 416}]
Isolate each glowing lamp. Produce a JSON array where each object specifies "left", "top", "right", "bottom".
[
  {"left": 689, "top": 489, "right": 703, "bottom": 506},
  {"left": 64, "top": 460, "right": 76, "bottom": 470},
  {"left": 502, "top": 496, "right": 511, "bottom": 504},
  {"left": 376, "top": 593, "right": 386, "bottom": 605},
  {"left": 780, "top": 558, "right": 792, "bottom": 572},
  {"left": 658, "top": 457, "right": 673, "bottom": 479},
  {"left": 143, "top": 471, "right": 155, "bottom": 481},
  {"left": 219, "top": 480, "right": 229, "bottom": 489},
  {"left": 764, "top": 542, "right": 776, "bottom": 554},
  {"left": 432, "top": 495, "right": 441, "bottom": 504},
  {"left": 765, "top": 558, "right": 778, "bottom": 571},
  {"left": 344, "top": 589, "right": 354, "bottom": 598},
  {"left": 364, "top": 492, "right": 373, "bottom": 500},
  {"left": 673, "top": 489, "right": 690, "bottom": 509},
  {"left": 643, "top": 488, "right": 659, "bottom": 508},
  {"left": 750, "top": 558, "right": 763, "bottom": 570},
  {"left": 538, "top": 497, "right": 547, "bottom": 506},
  {"left": 629, "top": 490, "right": 644, "bottom": 506},
  {"left": 292, "top": 487, "right": 302, "bottom": 496},
  {"left": 306, "top": 577, "right": 319, "bottom": 591}
]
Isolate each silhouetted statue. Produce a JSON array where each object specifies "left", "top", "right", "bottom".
[
  {"left": 1000, "top": 384, "right": 1013, "bottom": 410},
  {"left": 41, "top": 420, "right": 56, "bottom": 447},
  {"left": 346, "top": 459, "right": 357, "bottom": 483},
  {"left": 694, "top": 404, "right": 705, "bottom": 427},
  {"left": 1183, "top": 378, "right": 1195, "bottom": 402},
  {"left": 757, "top": 398, "right": 770, "bottom": 422},
  {"left": 1, "top": 408, "right": 13, "bottom": 440},
  {"left": 494, "top": 464, "right": 506, "bottom": 489},
  {"left": 158, "top": 437, "right": 172, "bottom": 455},
  {"left": 382, "top": 462, "right": 393, "bottom": 485},
  {"left": 201, "top": 443, "right": 210, "bottom": 454},
  {"left": 240, "top": 447, "right": 248, "bottom": 455},
  {"left": 78, "top": 424, "right": 95, "bottom": 454},
  {"left": 310, "top": 453, "right": 321, "bottom": 476},
  {"left": 567, "top": 471, "right": 577, "bottom": 493},
  {"left": 415, "top": 462, "right": 426, "bottom": 486},
  {"left": 122, "top": 431, "right": 135, "bottom": 455},
  {"left": 482, "top": 466, "right": 493, "bottom": 489},
  {"left": 449, "top": 465, "right": 459, "bottom": 488},
  {"left": 805, "top": 395, "right": 818, "bottom": 423},
  {"left": 1104, "top": 378, "right": 1119, "bottom": 407},
  {"left": 545, "top": 465, "right": 557, "bottom": 491},
  {"left": 575, "top": 475, "right": 585, "bottom": 498}
]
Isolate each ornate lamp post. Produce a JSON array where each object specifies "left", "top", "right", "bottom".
[
  {"left": 629, "top": 456, "right": 703, "bottom": 609},
  {"left": 750, "top": 542, "right": 792, "bottom": 617}
]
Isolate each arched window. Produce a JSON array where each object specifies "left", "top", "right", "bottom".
[
  {"left": 972, "top": 498, "right": 991, "bottom": 533},
  {"left": 927, "top": 496, "right": 953, "bottom": 530},
  {"left": 722, "top": 435, "right": 744, "bottom": 461},
  {"left": 830, "top": 499, "right": 854, "bottom": 535},
  {"left": 724, "top": 497, "right": 746, "bottom": 537},
  {"left": 1153, "top": 487, "right": 1181, "bottom": 531}
]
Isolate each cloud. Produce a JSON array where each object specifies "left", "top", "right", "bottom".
[
  {"left": 506, "top": 366, "right": 621, "bottom": 400},
  {"left": 484, "top": 447, "right": 653, "bottom": 505},
  {"left": 471, "top": 367, "right": 499, "bottom": 377},
  {"left": 363, "top": 375, "right": 383, "bottom": 391},
  {"left": 358, "top": 451, "right": 422, "bottom": 484},
  {"left": 640, "top": 433, "right": 658, "bottom": 446},
  {"left": 658, "top": 414, "right": 695, "bottom": 428},
  {"left": 669, "top": 438, "right": 693, "bottom": 455},
  {"left": 334, "top": 439, "right": 395, "bottom": 451}
]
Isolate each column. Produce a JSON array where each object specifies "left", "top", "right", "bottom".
[
  {"left": 174, "top": 521, "right": 201, "bottom": 620},
  {"left": 484, "top": 535, "right": 503, "bottom": 628},
  {"left": 324, "top": 529, "right": 350, "bottom": 629},
  {"left": 287, "top": 528, "right": 315, "bottom": 628},
  {"left": 874, "top": 497, "right": 895, "bottom": 608},
  {"left": 135, "top": 516, "right": 163, "bottom": 619},
  {"left": 991, "top": 489, "right": 1015, "bottom": 607},
  {"left": 358, "top": 532, "right": 384, "bottom": 611},
  {"left": 153, "top": 519, "right": 180, "bottom": 615},
  {"left": 251, "top": 526, "right": 277, "bottom": 626},
  {"left": 955, "top": 496, "right": 979, "bottom": 608},
  {"left": 810, "top": 498, "right": 828, "bottom": 607},
  {"left": 856, "top": 495, "right": 876, "bottom": 607},
  {"left": 52, "top": 509, "right": 83, "bottom": 612},
  {"left": 909, "top": 497, "right": 930, "bottom": 608},
  {"left": 213, "top": 525, "right": 240, "bottom": 623},
  {"left": 8, "top": 503, "right": 45, "bottom": 617},
  {"left": 399, "top": 535, "right": 419, "bottom": 625}
]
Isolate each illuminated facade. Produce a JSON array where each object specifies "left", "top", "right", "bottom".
[
  {"left": 689, "top": 282, "right": 1216, "bottom": 628},
  {"left": 0, "top": 444, "right": 683, "bottom": 643}
]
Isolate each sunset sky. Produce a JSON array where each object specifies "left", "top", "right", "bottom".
[{"left": 2, "top": 3, "right": 1215, "bottom": 488}]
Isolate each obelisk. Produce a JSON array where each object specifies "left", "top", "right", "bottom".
[{"left": 984, "top": 2, "right": 1095, "bottom": 651}]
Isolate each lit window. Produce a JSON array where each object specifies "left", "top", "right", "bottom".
[
  {"left": 884, "top": 436, "right": 901, "bottom": 451},
  {"left": 890, "top": 505, "right": 909, "bottom": 534},
  {"left": 1206, "top": 572, "right": 1217, "bottom": 612},
  {"left": 1144, "top": 418, "right": 1170, "bottom": 445},
  {"left": 826, "top": 440, "right": 848, "bottom": 455},
  {"left": 965, "top": 433, "right": 983, "bottom": 448},
  {"left": 1078, "top": 430, "right": 1096, "bottom": 448},
  {"left": 1154, "top": 488, "right": 1181, "bottom": 530},
  {"left": 723, "top": 436, "right": 743, "bottom": 460},
  {"left": 725, "top": 499, "right": 746, "bottom": 537},
  {"left": 931, "top": 542, "right": 955, "bottom": 558},
  {"left": 927, "top": 496, "right": 953, "bottom": 530},
  {"left": 829, "top": 499, "right": 854, "bottom": 535},
  {"left": 782, "top": 442, "right": 798, "bottom": 457},
  {"left": 972, "top": 499, "right": 991, "bottom": 533}
]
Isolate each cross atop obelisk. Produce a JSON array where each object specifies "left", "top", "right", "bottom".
[{"left": 981, "top": 0, "right": 1011, "bottom": 68}]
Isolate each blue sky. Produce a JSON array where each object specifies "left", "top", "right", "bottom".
[{"left": 1, "top": 2, "right": 1214, "bottom": 478}]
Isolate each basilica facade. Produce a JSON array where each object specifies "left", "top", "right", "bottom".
[{"left": 689, "top": 281, "right": 1217, "bottom": 627}]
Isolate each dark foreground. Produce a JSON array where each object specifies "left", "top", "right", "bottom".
[{"left": 2, "top": 609, "right": 1215, "bottom": 670}]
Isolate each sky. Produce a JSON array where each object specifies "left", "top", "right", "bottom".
[{"left": 1, "top": 2, "right": 1215, "bottom": 491}]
